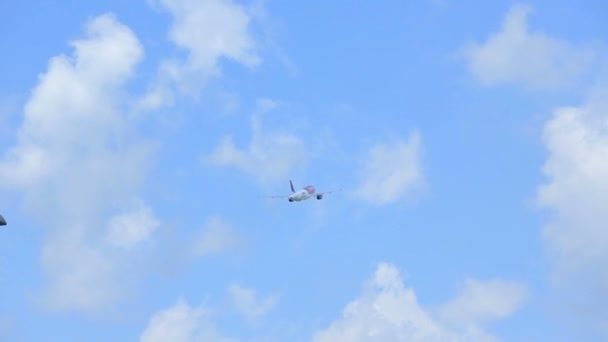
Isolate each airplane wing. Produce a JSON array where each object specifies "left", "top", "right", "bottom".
[
  {"left": 266, "top": 194, "right": 290, "bottom": 199},
  {"left": 0, "top": 214, "right": 6, "bottom": 226},
  {"left": 316, "top": 188, "right": 342, "bottom": 196}
]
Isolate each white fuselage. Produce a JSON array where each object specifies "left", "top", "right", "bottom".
[{"left": 289, "top": 189, "right": 314, "bottom": 202}]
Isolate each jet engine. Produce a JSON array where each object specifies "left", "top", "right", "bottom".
[
  {"left": 316, "top": 194, "right": 323, "bottom": 200},
  {"left": 288, "top": 198, "right": 294, "bottom": 202}
]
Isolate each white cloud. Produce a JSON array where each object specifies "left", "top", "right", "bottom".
[
  {"left": 537, "top": 87, "right": 608, "bottom": 330},
  {"left": 140, "top": 298, "right": 237, "bottom": 342},
  {"left": 141, "top": 284, "right": 277, "bottom": 342},
  {"left": 463, "top": 2, "right": 608, "bottom": 335},
  {"left": 192, "top": 216, "right": 242, "bottom": 257},
  {"left": 312, "top": 263, "right": 526, "bottom": 342},
  {"left": 106, "top": 201, "right": 161, "bottom": 249},
  {"left": 438, "top": 278, "right": 528, "bottom": 327},
  {"left": 204, "top": 99, "right": 309, "bottom": 183},
  {"left": 228, "top": 284, "right": 279, "bottom": 320},
  {"left": 162, "top": 0, "right": 259, "bottom": 67},
  {"left": 141, "top": 0, "right": 260, "bottom": 109},
  {"left": 0, "top": 14, "right": 159, "bottom": 313},
  {"left": 463, "top": 4, "right": 595, "bottom": 91},
  {"left": 353, "top": 131, "right": 424, "bottom": 205},
  {"left": 0, "top": 14, "right": 147, "bottom": 193}
]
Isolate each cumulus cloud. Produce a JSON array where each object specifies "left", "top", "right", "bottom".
[
  {"left": 537, "top": 87, "right": 608, "bottom": 331},
  {"left": 353, "top": 131, "right": 424, "bottom": 205},
  {"left": 141, "top": 0, "right": 260, "bottom": 109},
  {"left": 162, "top": 0, "right": 259, "bottom": 67},
  {"left": 140, "top": 298, "right": 237, "bottom": 342},
  {"left": 204, "top": 99, "right": 309, "bottom": 183},
  {"left": 228, "top": 284, "right": 279, "bottom": 320},
  {"left": 463, "top": 4, "right": 595, "bottom": 91},
  {"left": 0, "top": 14, "right": 148, "bottom": 194},
  {"left": 312, "top": 263, "right": 526, "bottom": 342},
  {"left": 0, "top": 14, "right": 159, "bottom": 313}
]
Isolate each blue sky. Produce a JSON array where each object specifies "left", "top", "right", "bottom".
[{"left": 1, "top": 0, "right": 607, "bottom": 341}]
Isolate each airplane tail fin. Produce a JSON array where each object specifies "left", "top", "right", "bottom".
[{"left": 289, "top": 180, "right": 295, "bottom": 193}]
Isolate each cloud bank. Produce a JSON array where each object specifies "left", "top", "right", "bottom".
[
  {"left": 538, "top": 87, "right": 608, "bottom": 332},
  {"left": 462, "top": 2, "right": 608, "bottom": 336},
  {"left": 313, "top": 263, "right": 526, "bottom": 342},
  {"left": 0, "top": 14, "right": 161, "bottom": 313}
]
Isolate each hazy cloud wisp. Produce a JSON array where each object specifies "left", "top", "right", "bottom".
[
  {"left": 204, "top": 99, "right": 309, "bottom": 183},
  {"left": 353, "top": 131, "right": 424, "bottom": 205}
]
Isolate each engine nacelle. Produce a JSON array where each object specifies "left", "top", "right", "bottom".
[
  {"left": 289, "top": 198, "right": 294, "bottom": 202},
  {"left": 316, "top": 194, "right": 323, "bottom": 200}
]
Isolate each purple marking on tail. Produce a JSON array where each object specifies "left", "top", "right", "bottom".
[
  {"left": 304, "top": 185, "right": 315, "bottom": 194},
  {"left": 290, "top": 180, "right": 295, "bottom": 193}
]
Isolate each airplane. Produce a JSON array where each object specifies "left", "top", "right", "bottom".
[
  {"left": 269, "top": 180, "right": 341, "bottom": 202},
  {"left": 0, "top": 214, "right": 6, "bottom": 226}
]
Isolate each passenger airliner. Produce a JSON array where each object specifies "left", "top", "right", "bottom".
[{"left": 269, "top": 180, "right": 341, "bottom": 202}]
